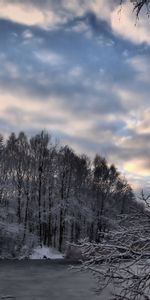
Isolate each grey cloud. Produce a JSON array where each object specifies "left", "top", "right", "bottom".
[
  {"left": 4, "top": 106, "right": 66, "bottom": 127},
  {"left": 91, "top": 120, "right": 127, "bottom": 135},
  {"left": 109, "top": 131, "right": 150, "bottom": 167},
  {"left": 0, "top": 117, "right": 19, "bottom": 134},
  {"left": 0, "top": 2, "right": 150, "bottom": 191}
]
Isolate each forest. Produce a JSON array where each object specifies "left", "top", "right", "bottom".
[{"left": 0, "top": 130, "right": 141, "bottom": 258}]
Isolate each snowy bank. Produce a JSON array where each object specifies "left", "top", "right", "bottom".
[{"left": 29, "top": 246, "right": 64, "bottom": 260}]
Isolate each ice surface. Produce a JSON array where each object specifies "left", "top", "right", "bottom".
[{"left": 0, "top": 260, "right": 111, "bottom": 300}]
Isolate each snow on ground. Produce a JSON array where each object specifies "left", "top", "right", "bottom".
[{"left": 29, "top": 246, "right": 64, "bottom": 259}]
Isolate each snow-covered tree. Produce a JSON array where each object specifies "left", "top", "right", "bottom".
[
  {"left": 0, "top": 131, "right": 137, "bottom": 257},
  {"left": 79, "top": 191, "right": 150, "bottom": 300}
]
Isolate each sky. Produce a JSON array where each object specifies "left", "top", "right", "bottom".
[{"left": 0, "top": 0, "right": 150, "bottom": 193}]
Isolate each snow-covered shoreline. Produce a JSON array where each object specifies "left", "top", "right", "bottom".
[
  {"left": 29, "top": 246, "right": 64, "bottom": 260},
  {"left": 0, "top": 246, "right": 64, "bottom": 260}
]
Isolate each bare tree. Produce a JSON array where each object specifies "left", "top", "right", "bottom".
[
  {"left": 0, "top": 130, "right": 137, "bottom": 258},
  {"left": 125, "top": 0, "right": 150, "bottom": 17},
  {"left": 79, "top": 191, "right": 150, "bottom": 300}
]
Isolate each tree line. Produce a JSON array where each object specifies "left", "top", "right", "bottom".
[{"left": 0, "top": 131, "right": 138, "bottom": 254}]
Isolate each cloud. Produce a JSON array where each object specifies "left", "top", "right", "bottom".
[
  {"left": 129, "top": 55, "right": 150, "bottom": 82},
  {"left": 125, "top": 160, "right": 150, "bottom": 177},
  {"left": 0, "top": 2, "right": 45, "bottom": 26},
  {"left": 0, "top": 0, "right": 118, "bottom": 32},
  {"left": 0, "top": 0, "right": 150, "bottom": 48},
  {"left": 135, "top": 108, "right": 150, "bottom": 134},
  {"left": 2, "top": 62, "right": 20, "bottom": 79},
  {"left": 0, "top": 1, "right": 150, "bottom": 192},
  {"left": 34, "top": 50, "right": 65, "bottom": 66},
  {"left": 22, "top": 29, "right": 34, "bottom": 39},
  {"left": 0, "top": 1, "right": 68, "bottom": 29}
]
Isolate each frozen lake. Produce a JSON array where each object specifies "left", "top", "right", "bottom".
[{"left": 0, "top": 260, "right": 110, "bottom": 300}]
